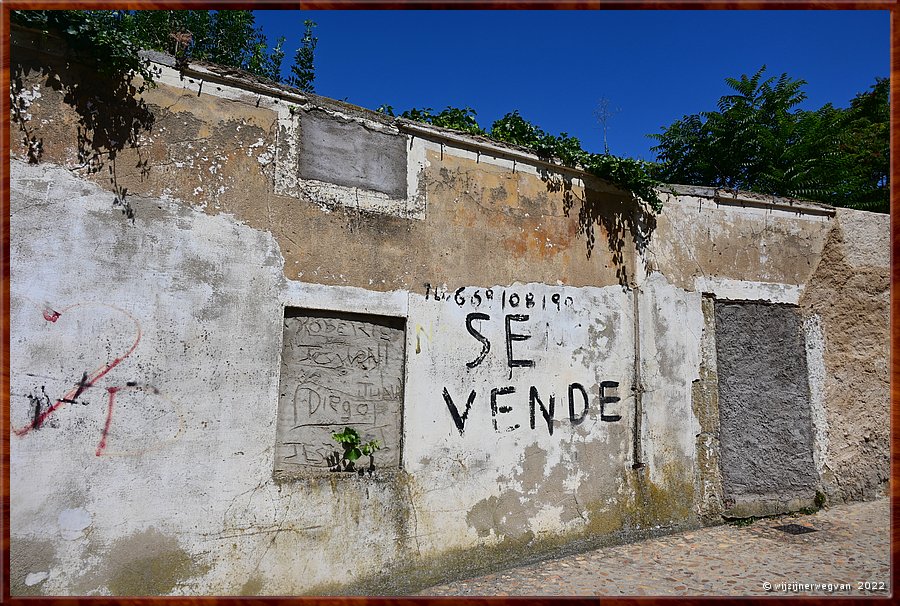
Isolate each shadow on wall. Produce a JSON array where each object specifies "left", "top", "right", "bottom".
[
  {"left": 11, "top": 52, "right": 155, "bottom": 221},
  {"left": 541, "top": 170, "right": 657, "bottom": 286}
]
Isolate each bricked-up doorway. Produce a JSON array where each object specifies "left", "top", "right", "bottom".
[
  {"left": 274, "top": 308, "right": 406, "bottom": 477},
  {"left": 714, "top": 301, "right": 818, "bottom": 516}
]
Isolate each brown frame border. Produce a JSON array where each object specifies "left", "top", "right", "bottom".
[{"left": 0, "top": 1, "right": 895, "bottom": 604}]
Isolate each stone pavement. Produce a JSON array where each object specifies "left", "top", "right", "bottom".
[{"left": 419, "top": 497, "right": 891, "bottom": 597}]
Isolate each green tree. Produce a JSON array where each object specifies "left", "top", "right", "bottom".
[
  {"left": 122, "top": 10, "right": 287, "bottom": 82},
  {"left": 11, "top": 10, "right": 155, "bottom": 82},
  {"left": 12, "top": 10, "right": 311, "bottom": 89},
  {"left": 287, "top": 19, "right": 317, "bottom": 93},
  {"left": 651, "top": 66, "right": 889, "bottom": 212},
  {"left": 841, "top": 77, "right": 889, "bottom": 211}
]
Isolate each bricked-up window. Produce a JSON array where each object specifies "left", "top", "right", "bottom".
[
  {"left": 714, "top": 301, "right": 817, "bottom": 509},
  {"left": 274, "top": 309, "right": 406, "bottom": 476},
  {"left": 298, "top": 108, "right": 408, "bottom": 198}
]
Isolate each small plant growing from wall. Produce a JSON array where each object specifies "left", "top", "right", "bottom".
[
  {"left": 330, "top": 427, "right": 381, "bottom": 474},
  {"left": 814, "top": 490, "right": 827, "bottom": 509}
]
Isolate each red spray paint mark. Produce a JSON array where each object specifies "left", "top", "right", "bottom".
[
  {"left": 96, "top": 387, "right": 118, "bottom": 456},
  {"left": 14, "top": 351, "right": 137, "bottom": 438},
  {"left": 14, "top": 303, "right": 142, "bottom": 456},
  {"left": 42, "top": 307, "right": 61, "bottom": 322}
]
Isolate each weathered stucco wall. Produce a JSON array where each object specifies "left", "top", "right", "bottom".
[
  {"left": 8, "top": 31, "right": 890, "bottom": 596},
  {"left": 714, "top": 301, "right": 818, "bottom": 517},
  {"left": 799, "top": 209, "right": 891, "bottom": 502}
]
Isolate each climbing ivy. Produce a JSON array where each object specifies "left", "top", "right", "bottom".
[
  {"left": 11, "top": 10, "right": 156, "bottom": 84},
  {"left": 378, "top": 105, "right": 486, "bottom": 136},
  {"left": 380, "top": 106, "right": 664, "bottom": 212},
  {"left": 11, "top": 10, "right": 314, "bottom": 89},
  {"left": 491, "top": 111, "right": 664, "bottom": 212}
]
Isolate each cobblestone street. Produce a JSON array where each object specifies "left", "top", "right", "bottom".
[{"left": 419, "top": 497, "right": 891, "bottom": 597}]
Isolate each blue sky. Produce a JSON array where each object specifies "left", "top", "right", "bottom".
[{"left": 253, "top": 10, "right": 889, "bottom": 162}]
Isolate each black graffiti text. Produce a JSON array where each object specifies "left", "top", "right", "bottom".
[
  {"left": 443, "top": 381, "right": 621, "bottom": 435},
  {"left": 424, "top": 283, "right": 574, "bottom": 311},
  {"left": 443, "top": 387, "right": 475, "bottom": 436},
  {"left": 464, "top": 312, "right": 535, "bottom": 371}
]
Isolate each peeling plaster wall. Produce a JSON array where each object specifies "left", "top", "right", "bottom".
[
  {"left": 9, "top": 35, "right": 890, "bottom": 596},
  {"left": 646, "top": 193, "right": 832, "bottom": 298},
  {"left": 799, "top": 209, "right": 891, "bottom": 502},
  {"left": 404, "top": 283, "right": 636, "bottom": 549},
  {"left": 644, "top": 193, "right": 889, "bottom": 509},
  {"left": 10, "top": 161, "right": 287, "bottom": 595}
]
